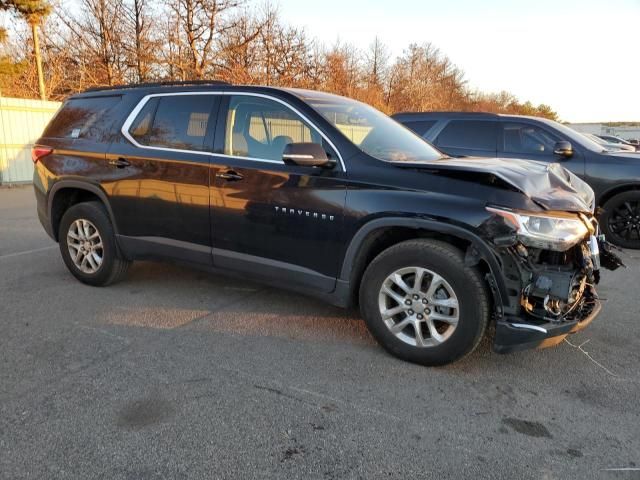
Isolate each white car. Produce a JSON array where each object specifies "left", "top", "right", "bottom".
[
  {"left": 597, "top": 134, "right": 639, "bottom": 151},
  {"left": 582, "top": 133, "right": 637, "bottom": 152}
]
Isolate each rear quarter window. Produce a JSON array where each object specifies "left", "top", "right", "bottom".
[{"left": 43, "top": 95, "right": 121, "bottom": 140}]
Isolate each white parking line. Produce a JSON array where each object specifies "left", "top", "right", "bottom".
[
  {"left": 0, "top": 245, "right": 56, "bottom": 259},
  {"left": 602, "top": 468, "right": 640, "bottom": 471}
]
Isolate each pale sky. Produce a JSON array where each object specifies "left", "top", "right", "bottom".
[{"left": 275, "top": 0, "right": 640, "bottom": 122}]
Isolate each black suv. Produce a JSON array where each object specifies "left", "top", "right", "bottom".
[
  {"left": 393, "top": 111, "right": 640, "bottom": 249},
  {"left": 33, "top": 82, "right": 620, "bottom": 366}
]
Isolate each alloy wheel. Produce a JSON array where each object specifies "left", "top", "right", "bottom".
[
  {"left": 608, "top": 200, "right": 640, "bottom": 243},
  {"left": 66, "top": 219, "right": 104, "bottom": 274},
  {"left": 378, "top": 267, "right": 459, "bottom": 348}
]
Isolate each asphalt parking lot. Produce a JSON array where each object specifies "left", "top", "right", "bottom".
[{"left": 1, "top": 185, "right": 639, "bottom": 480}]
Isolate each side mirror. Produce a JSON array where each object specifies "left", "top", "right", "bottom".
[
  {"left": 282, "top": 143, "right": 334, "bottom": 167},
  {"left": 553, "top": 141, "right": 573, "bottom": 158}
]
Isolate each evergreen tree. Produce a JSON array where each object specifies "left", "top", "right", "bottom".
[{"left": 1, "top": 0, "right": 51, "bottom": 99}]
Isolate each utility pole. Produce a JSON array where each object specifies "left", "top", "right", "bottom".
[{"left": 30, "top": 18, "right": 46, "bottom": 100}]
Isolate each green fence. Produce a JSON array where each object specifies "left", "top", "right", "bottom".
[{"left": 0, "top": 97, "right": 61, "bottom": 184}]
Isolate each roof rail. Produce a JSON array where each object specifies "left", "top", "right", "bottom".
[{"left": 84, "top": 79, "right": 231, "bottom": 92}]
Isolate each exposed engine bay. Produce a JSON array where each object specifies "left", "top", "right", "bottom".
[
  {"left": 511, "top": 242, "right": 599, "bottom": 323},
  {"left": 485, "top": 211, "right": 624, "bottom": 326}
]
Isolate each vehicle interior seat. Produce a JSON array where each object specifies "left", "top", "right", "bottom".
[
  {"left": 503, "top": 128, "right": 522, "bottom": 152},
  {"left": 230, "top": 133, "right": 249, "bottom": 157},
  {"left": 271, "top": 135, "right": 294, "bottom": 158}
]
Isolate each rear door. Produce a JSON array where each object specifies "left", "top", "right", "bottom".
[
  {"left": 209, "top": 93, "right": 347, "bottom": 292},
  {"left": 433, "top": 119, "right": 498, "bottom": 158},
  {"left": 106, "top": 93, "right": 219, "bottom": 264}
]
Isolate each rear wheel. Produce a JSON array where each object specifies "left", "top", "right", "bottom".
[
  {"left": 359, "top": 239, "right": 489, "bottom": 366},
  {"left": 59, "top": 201, "right": 130, "bottom": 286},
  {"left": 600, "top": 191, "right": 640, "bottom": 249}
]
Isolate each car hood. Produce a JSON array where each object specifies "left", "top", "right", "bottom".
[{"left": 398, "top": 157, "right": 595, "bottom": 212}]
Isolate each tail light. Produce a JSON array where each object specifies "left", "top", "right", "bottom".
[{"left": 32, "top": 146, "right": 53, "bottom": 164}]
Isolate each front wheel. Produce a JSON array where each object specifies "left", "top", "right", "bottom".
[
  {"left": 58, "top": 201, "right": 131, "bottom": 286},
  {"left": 600, "top": 191, "right": 640, "bottom": 249},
  {"left": 359, "top": 239, "right": 490, "bottom": 366}
]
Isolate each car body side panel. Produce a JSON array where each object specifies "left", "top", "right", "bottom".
[
  {"left": 583, "top": 152, "right": 640, "bottom": 205},
  {"left": 331, "top": 159, "right": 544, "bottom": 293},
  {"left": 209, "top": 157, "right": 348, "bottom": 290},
  {"left": 105, "top": 137, "right": 212, "bottom": 248},
  {"left": 338, "top": 215, "right": 510, "bottom": 307},
  {"left": 34, "top": 136, "right": 113, "bottom": 234},
  {"left": 99, "top": 94, "right": 221, "bottom": 264}
]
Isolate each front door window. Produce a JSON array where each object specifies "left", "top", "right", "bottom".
[{"left": 224, "top": 95, "right": 325, "bottom": 162}]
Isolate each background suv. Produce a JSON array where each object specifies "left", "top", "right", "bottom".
[
  {"left": 393, "top": 111, "right": 640, "bottom": 249},
  {"left": 33, "top": 82, "right": 618, "bottom": 366}
]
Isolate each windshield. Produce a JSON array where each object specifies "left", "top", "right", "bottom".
[
  {"left": 306, "top": 96, "right": 442, "bottom": 162},
  {"left": 584, "top": 133, "right": 606, "bottom": 144}
]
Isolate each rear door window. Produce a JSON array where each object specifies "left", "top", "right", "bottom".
[
  {"left": 435, "top": 120, "right": 497, "bottom": 152},
  {"left": 43, "top": 95, "right": 121, "bottom": 140},
  {"left": 128, "top": 95, "right": 217, "bottom": 152}
]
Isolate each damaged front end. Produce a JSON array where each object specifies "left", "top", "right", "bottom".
[{"left": 482, "top": 207, "right": 624, "bottom": 353}]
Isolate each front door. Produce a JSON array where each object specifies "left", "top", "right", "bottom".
[{"left": 209, "top": 94, "right": 347, "bottom": 292}]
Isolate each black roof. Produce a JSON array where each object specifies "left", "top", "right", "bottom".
[
  {"left": 71, "top": 81, "right": 353, "bottom": 105},
  {"left": 84, "top": 80, "right": 231, "bottom": 92},
  {"left": 391, "top": 111, "right": 556, "bottom": 124},
  {"left": 392, "top": 111, "right": 502, "bottom": 119}
]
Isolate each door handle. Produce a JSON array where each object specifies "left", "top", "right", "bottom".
[
  {"left": 109, "top": 158, "right": 131, "bottom": 168},
  {"left": 216, "top": 170, "right": 244, "bottom": 181}
]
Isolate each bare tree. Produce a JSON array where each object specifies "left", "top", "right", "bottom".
[
  {"left": 215, "top": 9, "right": 262, "bottom": 83},
  {"left": 123, "top": 0, "right": 157, "bottom": 82},
  {"left": 322, "top": 42, "right": 361, "bottom": 98},
  {"left": 57, "top": 0, "right": 128, "bottom": 86},
  {"left": 387, "top": 43, "right": 468, "bottom": 112},
  {"left": 254, "top": 4, "right": 311, "bottom": 86},
  {"left": 1, "top": 0, "right": 51, "bottom": 99},
  {"left": 166, "top": 0, "right": 243, "bottom": 79},
  {"left": 0, "top": 0, "right": 559, "bottom": 120},
  {"left": 161, "top": 10, "right": 188, "bottom": 80},
  {"left": 365, "top": 36, "right": 388, "bottom": 88}
]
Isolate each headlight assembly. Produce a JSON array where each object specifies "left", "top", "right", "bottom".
[{"left": 487, "top": 207, "right": 590, "bottom": 251}]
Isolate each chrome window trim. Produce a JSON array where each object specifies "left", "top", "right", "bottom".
[{"left": 120, "top": 91, "right": 346, "bottom": 171}]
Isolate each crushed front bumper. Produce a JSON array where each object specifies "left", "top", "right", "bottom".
[
  {"left": 493, "top": 299, "right": 602, "bottom": 354},
  {"left": 487, "top": 231, "right": 622, "bottom": 354}
]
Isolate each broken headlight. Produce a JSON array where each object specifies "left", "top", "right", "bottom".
[{"left": 487, "top": 207, "right": 590, "bottom": 251}]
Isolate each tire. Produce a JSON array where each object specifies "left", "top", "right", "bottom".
[
  {"left": 600, "top": 191, "right": 640, "bottom": 249},
  {"left": 58, "top": 201, "right": 131, "bottom": 286},
  {"left": 359, "top": 239, "right": 490, "bottom": 366}
]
